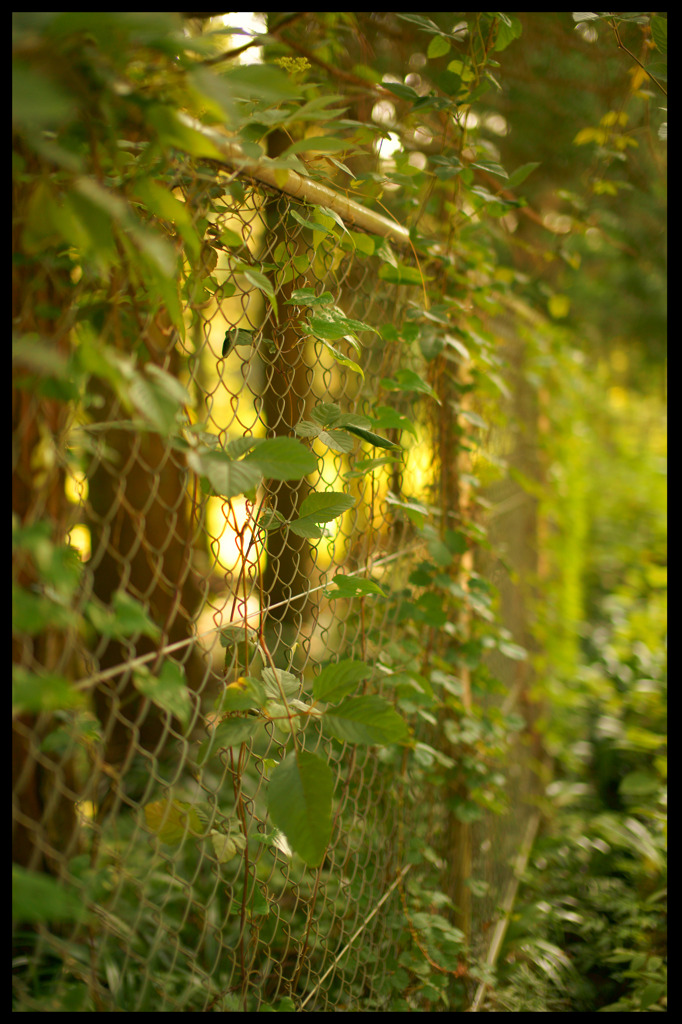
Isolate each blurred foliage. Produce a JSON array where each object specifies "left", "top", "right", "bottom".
[
  {"left": 493, "top": 376, "right": 666, "bottom": 1011},
  {"left": 478, "top": 12, "right": 667, "bottom": 376}
]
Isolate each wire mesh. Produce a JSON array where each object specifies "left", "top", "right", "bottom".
[{"left": 13, "top": 154, "right": 542, "bottom": 1011}]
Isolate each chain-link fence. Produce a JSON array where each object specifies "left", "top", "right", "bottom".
[{"left": 13, "top": 137, "right": 543, "bottom": 1011}]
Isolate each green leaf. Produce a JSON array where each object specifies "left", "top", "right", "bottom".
[
  {"left": 426, "top": 536, "right": 454, "bottom": 567},
  {"left": 381, "top": 369, "right": 441, "bottom": 404},
  {"left": 144, "top": 798, "right": 203, "bottom": 844},
  {"left": 651, "top": 14, "right": 667, "bottom": 55},
  {"left": 323, "top": 695, "right": 409, "bottom": 745},
  {"left": 134, "top": 177, "right": 200, "bottom": 262},
  {"left": 58, "top": 187, "right": 116, "bottom": 267},
  {"left": 619, "top": 770, "right": 661, "bottom": 797},
  {"left": 267, "top": 750, "right": 333, "bottom": 866},
  {"left": 12, "top": 865, "right": 89, "bottom": 924},
  {"left": 210, "top": 829, "right": 246, "bottom": 864},
  {"left": 645, "top": 61, "right": 667, "bottom": 82},
  {"left": 308, "top": 319, "right": 347, "bottom": 343},
  {"left": 148, "top": 105, "right": 226, "bottom": 161},
  {"left": 309, "top": 313, "right": 374, "bottom": 341},
  {"left": 221, "top": 62, "right": 301, "bottom": 103},
  {"left": 297, "top": 491, "right": 355, "bottom": 522},
  {"left": 243, "top": 437, "right": 317, "bottom": 480},
  {"left": 385, "top": 493, "right": 428, "bottom": 528},
  {"left": 494, "top": 13, "right": 522, "bottom": 51},
  {"left": 459, "top": 409, "right": 487, "bottom": 430},
  {"left": 414, "top": 592, "right": 448, "bottom": 626},
  {"left": 445, "top": 529, "right": 468, "bottom": 554},
  {"left": 427, "top": 34, "right": 451, "bottom": 59},
  {"left": 129, "top": 365, "right": 189, "bottom": 435},
  {"left": 472, "top": 159, "right": 508, "bottom": 180},
  {"left": 225, "top": 436, "right": 262, "bottom": 459},
  {"left": 446, "top": 59, "right": 476, "bottom": 83},
  {"left": 222, "top": 328, "right": 254, "bottom": 355},
  {"left": 349, "top": 230, "right": 375, "bottom": 256},
  {"left": 334, "top": 411, "right": 372, "bottom": 428},
  {"left": 318, "top": 428, "right": 355, "bottom": 453},
  {"left": 289, "top": 490, "right": 354, "bottom": 538},
  {"left": 281, "top": 93, "right": 348, "bottom": 125},
  {"left": 289, "top": 207, "right": 333, "bottom": 234},
  {"left": 288, "top": 287, "right": 335, "bottom": 307},
  {"left": 256, "top": 507, "right": 287, "bottom": 531},
  {"left": 372, "top": 405, "right": 419, "bottom": 439},
  {"left": 319, "top": 340, "right": 365, "bottom": 379},
  {"left": 237, "top": 265, "right": 278, "bottom": 318},
  {"left": 395, "top": 13, "right": 444, "bottom": 35},
  {"left": 191, "top": 450, "right": 263, "bottom": 498},
  {"left": 12, "top": 61, "right": 78, "bottom": 129},
  {"left": 343, "top": 424, "right": 401, "bottom": 450},
  {"left": 86, "top": 590, "right": 161, "bottom": 641},
  {"left": 310, "top": 401, "right": 344, "bottom": 426},
  {"left": 382, "top": 82, "right": 422, "bottom": 103},
  {"left": 219, "top": 227, "right": 246, "bottom": 248},
  {"left": 266, "top": 699, "right": 315, "bottom": 737},
  {"left": 133, "top": 662, "right": 192, "bottom": 729},
  {"left": 261, "top": 667, "right": 300, "bottom": 701},
  {"left": 313, "top": 659, "right": 372, "bottom": 702},
  {"left": 498, "top": 639, "right": 527, "bottom": 661},
  {"left": 218, "top": 676, "right": 266, "bottom": 713},
  {"left": 640, "top": 982, "right": 666, "bottom": 1011},
  {"left": 506, "top": 161, "right": 541, "bottom": 189},
  {"left": 197, "top": 716, "right": 260, "bottom": 764},
  {"left": 287, "top": 518, "right": 328, "bottom": 539},
  {"left": 378, "top": 263, "right": 424, "bottom": 286},
  {"left": 219, "top": 623, "right": 258, "bottom": 647},
  {"left": 12, "top": 583, "right": 78, "bottom": 635},
  {"left": 325, "top": 574, "right": 386, "bottom": 599},
  {"left": 294, "top": 419, "right": 322, "bottom": 439},
  {"left": 12, "top": 667, "right": 85, "bottom": 714}
]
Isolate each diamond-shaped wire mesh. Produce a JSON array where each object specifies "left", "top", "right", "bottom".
[{"left": 13, "top": 156, "right": 540, "bottom": 1011}]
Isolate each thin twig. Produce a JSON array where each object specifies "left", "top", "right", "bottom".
[{"left": 610, "top": 17, "right": 667, "bottom": 97}]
